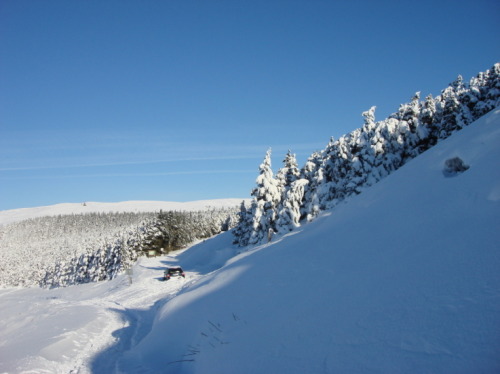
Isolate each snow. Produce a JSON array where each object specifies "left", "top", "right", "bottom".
[
  {"left": 0, "top": 199, "right": 242, "bottom": 288},
  {"left": 0, "top": 199, "right": 246, "bottom": 226},
  {"left": 0, "top": 109, "right": 499, "bottom": 373}
]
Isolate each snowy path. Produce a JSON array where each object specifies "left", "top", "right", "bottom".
[
  {"left": 0, "top": 225, "right": 237, "bottom": 374},
  {"left": 0, "top": 249, "right": 205, "bottom": 374}
]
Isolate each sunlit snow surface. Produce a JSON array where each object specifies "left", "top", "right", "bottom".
[{"left": 1, "top": 110, "right": 499, "bottom": 373}]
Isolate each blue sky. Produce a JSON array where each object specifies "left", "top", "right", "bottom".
[{"left": 1, "top": 0, "right": 499, "bottom": 210}]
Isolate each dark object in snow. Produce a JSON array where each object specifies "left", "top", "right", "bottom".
[
  {"left": 443, "top": 157, "right": 470, "bottom": 177},
  {"left": 164, "top": 266, "right": 185, "bottom": 281}
]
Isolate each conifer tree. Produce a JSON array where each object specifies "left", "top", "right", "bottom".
[
  {"left": 301, "top": 151, "right": 324, "bottom": 221},
  {"left": 232, "top": 200, "right": 251, "bottom": 245},
  {"left": 233, "top": 149, "right": 280, "bottom": 246},
  {"left": 275, "top": 150, "right": 307, "bottom": 232},
  {"left": 275, "top": 150, "right": 300, "bottom": 209},
  {"left": 277, "top": 178, "right": 309, "bottom": 232},
  {"left": 418, "top": 94, "right": 438, "bottom": 149},
  {"left": 247, "top": 149, "right": 281, "bottom": 244},
  {"left": 279, "top": 150, "right": 300, "bottom": 188},
  {"left": 231, "top": 63, "right": 500, "bottom": 247}
]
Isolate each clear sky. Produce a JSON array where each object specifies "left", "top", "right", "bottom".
[{"left": 1, "top": 0, "right": 499, "bottom": 211}]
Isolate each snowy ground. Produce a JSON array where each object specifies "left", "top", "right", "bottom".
[
  {"left": 0, "top": 238, "right": 236, "bottom": 374},
  {"left": 0, "top": 110, "right": 499, "bottom": 373}
]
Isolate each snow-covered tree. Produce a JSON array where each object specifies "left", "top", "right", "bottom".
[
  {"left": 362, "top": 106, "right": 377, "bottom": 132},
  {"left": 275, "top": 150, "right": 300, "bottom": 216},
  {"left": 301, "top": 151, "right": 324, "bottom": 221},
  {"left": 276, "top": 150, "right": 300, "bottom": 192},
  {"left": 1, "top": 206, "right": 240, "bottom": 288},
  {"left": 232, "top": 201, "right": 251, "bottom": 245},
  {"left": 275, "top": 150, "right": 307, "bottom": 232},
  {"left": 233, "top": 63, "right": 500, "bottom": 247},
  {"left": 276, "top": 178, "right": 309, "bottom": 232},
  {"left": 248, "top": 149, "right": 281, "bottom": 244},
  {"left": 233, "top": 149, "right": 281, "bottom": 246}
]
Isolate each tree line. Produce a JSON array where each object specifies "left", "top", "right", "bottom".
[
  {"left": 233, "top": 63, "right": 500, "bottom": 246},
  {"left": 0, "top": 207, "right": 239, "bottom": 288}
]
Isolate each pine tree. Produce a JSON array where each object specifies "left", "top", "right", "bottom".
[
  {"left": 362, "top": 106, "right": 377, "bottom": 132},
  {"left": 275, "top": 150, "right": 307, "bottom": 232},
  {"left": 439, "top": 76, "right": 467, "bottom": 137},
  {"left": 246, "top": 149, "right": 281, "bottom": 244},
  {"left": 418, "top": 94, "right": 438, "bottom": 149},
  {"left": 301, "top": 151, "right": 324, "bottom": 221},
  {"left": 232, "top": 64, "right": 500, "bottom": 248},
  {"left": 232, "top": 200, "right": 251, "bottom": 245},
  {"left": 234, "top": 150, "right": 281, "bottom": 246},
  {"left": 276, "top": 178, "right": 309, "bottom": 232},
  {"left": 275, "top": 150, "right": 300, "bottom": 211},
  {"left": 279, "top": 150, "right": 300, "bottom": 188}
]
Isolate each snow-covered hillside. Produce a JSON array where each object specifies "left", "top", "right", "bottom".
[
  {"left": 0, "top": 199, "right": 243, "bottom": 288},
  {"left": 118, "top": 108, "right": 500, "bottom": 373},
  {"left": 0, "top": 110, "right": 499, "bottom": 373},
  {"left": 0, "top": 199, "right": 245, "bottom": 226}
]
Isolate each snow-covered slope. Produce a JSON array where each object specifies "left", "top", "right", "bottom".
[
  {"left": 0, "top": 198, "right": 245, "bottom": 226},
  {"left": 0, "top": 110, "right": 499, "bottom": 373},
  {"left": 0, "top": 199, "right": 244, "bottom": 288},
  {"left": 118, "top": 109, "right": 500, "bottom": 373}
]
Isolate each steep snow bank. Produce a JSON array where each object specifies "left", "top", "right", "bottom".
[{"left": 117, "top": 109, "right": 500, "bottom": 373}]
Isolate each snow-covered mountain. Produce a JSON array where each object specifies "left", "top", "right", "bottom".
[
  {"left": 0, "top": 108, "right": 498, "bottom": 373},
  {"left": 0, "top": 199, "right": 246, "bottom": 226}
]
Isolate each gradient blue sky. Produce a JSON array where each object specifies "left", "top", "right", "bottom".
[{"left": 1, "top": 0, "right": 499, "bottom": 210}]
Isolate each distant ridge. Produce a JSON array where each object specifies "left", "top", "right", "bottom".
[{"left": 0, "top": 198, "right": 247, "bottom": 226}]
